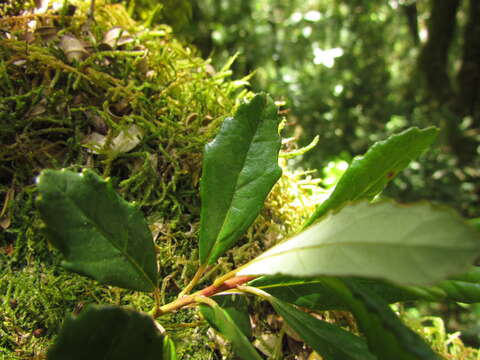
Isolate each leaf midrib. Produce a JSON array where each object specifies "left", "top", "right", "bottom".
[
  {"left": 345, "top": 136, "right": 425, "bottom": 202},
  {"left": 247, "top": 241, "right": 475, "bottom": 268},
  {"left": 350, "top": 145, "right": 420, "bottom": 201},
  {"left": 205, "top": 105, "right": 265, "bottom": 263},
  {"left": 323, "top": 129, "right": 433, "bottom": 210},
  {"left": 54, "top": 181, "right": 155, "bottom": 290}
]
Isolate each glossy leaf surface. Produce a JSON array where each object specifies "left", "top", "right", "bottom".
[
  {"left": 338, "top": 279, "right": 441, "bottom": 360},
  {"left": 48, "top": 305, "right": 169, "bottom": 360},
  {"left": 353, "top": 269, "right": 480, "bottom": 304},
  {"left": 37, "top": 169, "right": 157, "bottom": 292},
  {"left": 436, "top": 267, "right": 480, "bottom": 302},
  {"left": 251, "top": 275, "right": 441, "bottom": 310},
  {"left": 163, "top": 336, "right": 178, "bottom": 360},
  {"left": 238, "top": 201, "right": 480, "bottom": 286},
  {"left": 212, "top": 294, "right": 252, "bottom": 338},
  {"left": 199, "top": 302, "right": 262, "bottom": 360},
  {"left": 304, "top": 127, "right": 438, "bottom": 228},
  {"left": 199, "top": 93, "right": 282, "bottom": 265},
  {"left": 250, "top": 275, "right": 349, "bottom": 310},
  {"left": 271, "top": 296, "right": 376, "bottom": 360},
  {"left": 251, "top": 270, "right": 480, "bottom": 311}
]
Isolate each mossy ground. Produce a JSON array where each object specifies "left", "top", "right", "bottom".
[
  {"left": 0, "top": 1, "right": 248, "bottom": 357},
  {"left": 0, "top": 1, "right": 478, "bottom": 359}
]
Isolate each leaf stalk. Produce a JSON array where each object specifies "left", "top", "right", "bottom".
[{"left": 177, "top": 264, "right": 208, "bottom": 298}]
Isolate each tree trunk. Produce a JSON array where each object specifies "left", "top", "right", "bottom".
[
  {"left": 418, "top": 0, "right": 480, "bottom": 163},
  {"left": 402, "top": 1, "right": 420, "bottom": 45},
  {"left": 418, "top": 0, "right": 461, "bottom": 103},
  {"left": 456, "top": 0, "right": 480, "bottom": 125}
]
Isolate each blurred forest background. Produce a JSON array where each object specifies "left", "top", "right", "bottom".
[{"left": 131, "top": 0, "right": 480, "bottom": 220}]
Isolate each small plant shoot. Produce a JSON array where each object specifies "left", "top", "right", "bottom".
[{"left": 36, "top": 94, "right": 480, "bottom": 359}]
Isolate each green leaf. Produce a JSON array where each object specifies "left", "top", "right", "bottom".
[
  {"left": 303, "top": 127, "right": 438, "bottom": 228},
  {"left": 348, "top": 278, "right": 443, "bottom": 304},
  {"left": 163, "top": 336, "right": 177, "bottom": 360},
  {"left": 250, "top": 269, "right": 480, "bottom": 311},
  {"left": 36, "top": 169, "right": 157, "bottom": 292},
  {"left": 237, "top": 201, "right": 480, "bottom": 286},
  {"left": 449, "top": 266, "right": 480, "bottom": 282},
  {"left": 255, "top": 278, "right": 440, "bottom": 359},
  {"left": 352, "top": 269, "right": 480, "bottom": 304},
  {"left": 250, "top": 276, "right": 428, "bottom": 310},
  {"left": 270, "top": 296, "right": 376, "bottom": 360},
  {"left": 47, "top": 305, "right": 170, "bottom": 360},
  {"left": 249, "top": 275, "right": 350, "bottom": 311},
  {"left": 469, "top": 217, "right": 480, "bottom": 232},
  {"left": 199, "top": 302, "right": 262, "bottom": 360},
  {"left": 338, "top": 279, "right": 441, "bottom": 360},
  {"left": 199, "top": 93, "right": 282, "bottom": 265},
  {"left": 212, "top": 294, "right": 252, "bottom": 338},
  {"left": 434, "top": 267, "right": 480, "bottom": 303},
  {"left": 251, "top": 276, "right": 436, "bottom": 310}
]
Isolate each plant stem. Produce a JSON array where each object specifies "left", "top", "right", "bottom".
[
  {"left": 211, "top": 268, "right": 240, "bottom": 287},
  {"left": 193, "top": 295, "right": 218, "bottom": 307},
  {"left": 178, "top": 264, "right": 208, "bottom": 298},
  {"left": 236, "top": 285, "right": 272, "bottom": 300},
  {"left": 156, "top": 275, "right": 256, "bottom": 317},
  {"left": 149, "top": 287, "right": 163, "bottom": 318}
]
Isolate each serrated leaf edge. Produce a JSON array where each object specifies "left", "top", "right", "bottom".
[{"left": 38, "top": 169, "right": 157, "bottom": 291}]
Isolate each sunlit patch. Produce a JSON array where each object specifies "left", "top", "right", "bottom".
[
  {"left": 313, "top": 47, "right": 344, "bottom": 67},
  {"left": 302, "top": 26, "right": 312, "bottom": 38},
  {"left": 334, "top": 84, "right": 344, "bottom": 96},
  {"left": 304, "top": 10, "right": 321, "bottom": 22},
  {"left": 323, "top": 159, "right": 349, "bottom": 188}
]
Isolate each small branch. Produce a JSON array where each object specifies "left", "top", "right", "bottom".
[
  {"left": 401, "top": 2, "right": 420, "bottom": 45},
  {"left": 178, "top": 264, "right": 208, "bottom": 298},
  {"left": 161, "top": 271, "right": 178, "bottom": 304},
  {"left": 236, "top": 285, "right": 273, "bottom": 300},
  {"left": 157, "top": 294, "right": 196, "bottom": 315},
  {"left": 156, "top": 275, "right": 256, "bottom": 317},
  {"left": 88, "top": 0, "right": 96, "bottom": 22},
  {"left": 193, "top": 295, "right": 218, "bottom": 308},
  {"left": 212, "top": 267, "right": 241, "bottom": 287},
  {"left": 200, "top": 275, "right": 256, "bottom": 298},
  {"left": 150, "top": 287, "right": 162, "bottom": 318},
  {"left": 272, "top": 325, "right": 287, "bottom": 360}
]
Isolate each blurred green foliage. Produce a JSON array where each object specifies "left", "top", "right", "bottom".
[{"left": 166, "top": 0, "right": 479, "bottom": 218}]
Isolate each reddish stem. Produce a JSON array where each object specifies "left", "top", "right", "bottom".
[
  {"left": 157, "top": 275, "right": 256, "bottom": 315},
  {"left": 199, "top": 276, "right": 256, "bottom": 297}
]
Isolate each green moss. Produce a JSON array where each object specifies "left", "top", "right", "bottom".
[
  {"left": 0, "top": 2, "right": 248, "bottom": 216},
  {"left": 401, "top": 308, "right": 480, "bottom": 360},
  {"left": 0, "top": 0, "right": 35, "bottom": 17},
  {"left": 0, "top": 1, "right": 253, "bottom": 357}
]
